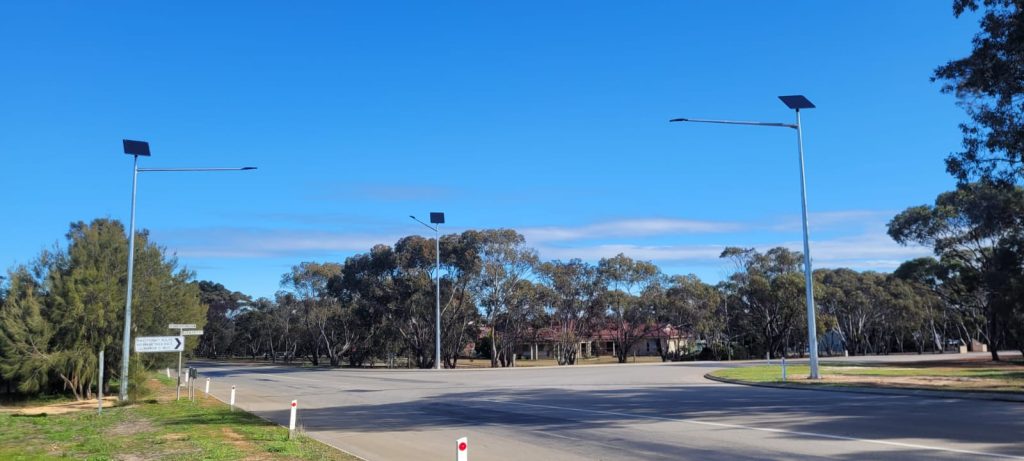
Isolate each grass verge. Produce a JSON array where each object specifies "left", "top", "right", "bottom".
[
  {"left": 0, "top": 374, "right": 360, "bottom": 460},
  {"left": 711, "top": 360, "right": 1024, "bottom": 393}
]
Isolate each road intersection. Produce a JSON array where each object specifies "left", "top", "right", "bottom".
[{"left": 196, "top": 353, "right": 1023, "bottom": 460}]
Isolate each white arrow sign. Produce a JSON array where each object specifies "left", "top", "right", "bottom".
[
  {"left": 168, "top": 323, "right": 197, "bottom": 330},
  {"left": 135, "top": 336, "right": 185, "bottom": 353},
  {"left": 182, "top": 330, "right": 204, "bottom": 336}
]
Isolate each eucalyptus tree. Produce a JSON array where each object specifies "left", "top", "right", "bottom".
[
  {"left": 332, "top": 247, "right": 394, "bottom": 367},
  {"left": 536, "top": 259, "right": 602, "bottom": 365},
  {"left": 936, "top": 0, "right": 1024, "bottom": 184},
  {"left": 492, "top": 279, "right": 545, "bottom": 367},
  {"left": 893, "top": 257, "right": 954, "bottom": 353},
  {"left": 720, "top": 247, "right": 806, "bottom": 359},
  {"left": 882, "top": 276, "right": 930, "bottom": 354},
  {"left": 663, "top": 274, "right": 722, "bottom": 359},
  {"left": 468, "top": 229, "right": 538, "bottom": 367},
  {"left": 195, "top": 281, "right": 250, "bottom": 359},
  {"left": 438, "top": 232, "right": 484, "bottom": 368},
  {"left": 393, "top": 235, "right": 444, "bottom": 368},
  {"left": 889, "top": 182, "right": 1024, "bottom": 359},
  {"left": 281, "top": 261, "right": 344, "bottom": 365},
  {"left": 229, "top": 301, "right": 267, "bottom": 360},
  {"left": 814, "top": 269, "right": 882, "bottom": 355},
  {"left": 598, "top": 253, "right": 661, "bottom": 363}
]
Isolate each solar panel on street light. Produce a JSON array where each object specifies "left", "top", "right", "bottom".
[
  {"left": 430, "top": 212, "right": 445, "bottom": 224},
  {"left": 778, "top": 95, "right": 815, "bottom": 110},
  {"left": 122, "top": 139, "right": 151, "bottom": 156}
]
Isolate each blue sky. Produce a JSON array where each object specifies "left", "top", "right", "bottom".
[{"left": 1, "top": 2, "right": 975, "bottom": 299}]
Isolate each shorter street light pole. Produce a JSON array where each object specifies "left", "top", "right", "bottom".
[
  {"left": 119, "top": 139, "right": 256, "bottom": 401},
  {"left": 410, "top": 212, "right": 445, "bottom": 370},
  {"left": 670, "top": 95, "right": 821, "bottom": 379}
]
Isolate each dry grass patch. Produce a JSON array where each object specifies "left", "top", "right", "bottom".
[{"left": 712, "top": 358, "right": 1024, "bottom": 393}]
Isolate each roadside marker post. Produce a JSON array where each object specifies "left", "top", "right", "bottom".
[
  {"left": 204, "top": 378, "right": 210, "bottom": 395},
  {"left": 456, "top": 436, "right": 468, "bottom": 461},
  {"left": 98, "top": 349, "right": 104, "bottom": 415},
  {"left": 230, "top": 385, "right": 236, "bottom": 411},
  {"left": 288, "top": 400, "right": 298, "bottom": 440},
  {"left": 781, "top": 356, "right": 787, "bottom": 382},
  {"left": 166, "top": 368, "right": 171, "bottom": 378}
]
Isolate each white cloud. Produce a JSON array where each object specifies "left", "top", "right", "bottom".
[
  {"left": 767, "top": 209, "right": 897, "bottom": 232},
  {"left": 521, "top": 218, "right": 744, "bottom": 243},
  {"left": 532, "top": 231, "right": 932, "bottom": 272},
  {"left": 537, "top": 244, "right": 726, "bottom": 262},
  {"left": 155, "top": 228, "right": 402, "bottom": 259},
  {"left": 153, "top": 210, "right": 932, "bottom": 275}
]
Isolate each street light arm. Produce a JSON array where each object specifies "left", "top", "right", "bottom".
[
  {"left": 138, "top": 167, "right": 258, "bottom": 172},
  {"left": 670, "top": 117, "right": 797, "bottom": 129},
  {"left": 409, "top": 215, "right": 438, "bottom": 232}
]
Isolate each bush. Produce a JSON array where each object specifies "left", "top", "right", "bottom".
[
  {"left": 126, "top": 355, "right": 154, "bottom": 402},
  {"left": 474, "top": 336, "right": 493, "bottom": 360}
]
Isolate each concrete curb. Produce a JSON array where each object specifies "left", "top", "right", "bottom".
[{"left": 704, "top": 372, "right": 1024, "bottom": 403}]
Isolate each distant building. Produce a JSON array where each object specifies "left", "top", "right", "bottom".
[{"left": 515, "top": 324, "right": 693, "bottom": 361}]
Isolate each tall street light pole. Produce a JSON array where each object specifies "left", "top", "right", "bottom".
[
  {"left": 669, "top": 95, "right": 821, "bottom": 379},
  {"left": 410, "top": 212, "right": 445, "bottom": 370},
  {"left": 119, "top": 139, "right": 256, "bottom": 401}
]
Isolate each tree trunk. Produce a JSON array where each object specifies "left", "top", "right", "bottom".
[{"left": 490, "top": 332, "right": 499, "bottom": 368}]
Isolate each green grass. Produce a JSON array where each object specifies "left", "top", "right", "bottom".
[
  {"left": 0, "top": 375, "right": 359, "bottom": 460},
  {"left": 711, "top": 362, "right": 1024, "bottom": 392}
]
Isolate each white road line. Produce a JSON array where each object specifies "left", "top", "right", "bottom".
[{"left": 483, "top": 399, "right": 1024, "bottom": 460}]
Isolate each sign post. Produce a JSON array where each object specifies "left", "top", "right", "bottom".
[{"left": 168, "top": 324, "right": 199, "bottom": 401}]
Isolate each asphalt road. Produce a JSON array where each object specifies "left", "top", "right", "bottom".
[{"left": 193, "top": 353, "right": 1024, "bottom": 460}]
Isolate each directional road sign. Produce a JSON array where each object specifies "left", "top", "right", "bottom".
[
  {"left": 168, "top": 323, "right": 197, "bottom": 330},
  {"left": 135, "top": 336, "right": 185, "bottom": 353},
  {"left": 182, "top": 330, "right": 204, "bottom": 336}
]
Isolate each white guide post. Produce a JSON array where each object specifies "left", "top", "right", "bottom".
[
  {"left": 456, "top": 436, "right": 468, "bottom": 461},
  {"left": 288, "top": 400, "right": 298, "bottom": 439}
]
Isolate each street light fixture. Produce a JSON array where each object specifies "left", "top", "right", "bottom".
[
  {"left": 410, "top": 212, "right": 445, "bottom": 370},
  {"left": 119, "top": 139, "right": 256, "bottom": 401},
  {"left": 669, "top": 95, "right": 821, "bottom": 379}
]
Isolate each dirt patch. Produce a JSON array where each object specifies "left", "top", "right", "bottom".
[
  {"left": 116, "top": 454, "right": 157, "bottom": 461},
  {"left": 15, "top": 396, "right": 119, "bottom": 416},
  {"left": 110, "top": 418, "right": 155, "bottom": 437},
  {"left": 159, "top": 433, "right": 189, "bottom": 442},
  {"left": 790, "top": 373, "right": 1022, "bottom": 391},
  {"left": 220, "top": 427, "right": 276, "bottom": 461}
]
